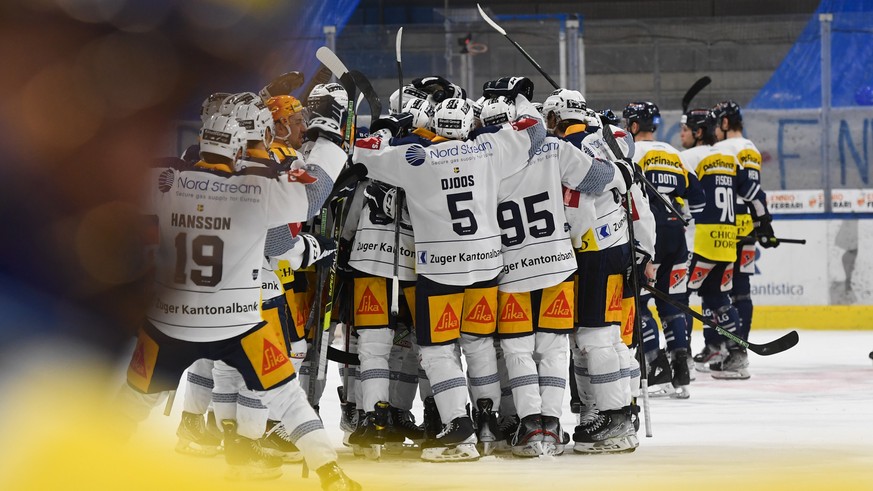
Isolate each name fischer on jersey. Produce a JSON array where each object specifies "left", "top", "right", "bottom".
[
  {"left": 171, "top": 213, "right": 232, "bottom": 230},
  {"left": 154, "top": 298, "right": 258, "bottom": 315},
  {"left": 503, "top": 251, "right": 574, "bottom": 274}
]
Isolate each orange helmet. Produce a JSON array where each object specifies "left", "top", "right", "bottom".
[{"left": 266, "top": 95, "right": 303, "bottom": 121}]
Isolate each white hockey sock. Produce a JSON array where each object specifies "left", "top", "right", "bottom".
[
  {"left": 501, "top": 334, "right": 541, "bottom": 419},
  {"left": 571, "top": 347, "right": 594, "bottom": 407},
  {"left": 259, "top": 378, "right": 336, "bottom": 471},
  {"left": 182, "top": 359, "right": 214, "bottom": 415},
  {"left": 419, "top": 344, "right": 468, "bottom": 424},
  {"left": 269, "top": 339, "right": 308, "bottom": 421},
  {"left": 612, "top": 329, "right": 633, "bottom": 405},
  {"left": 236, "top": 389, "right": 269, "bottom": 440},
  {"left": 389, "top": 330, "right": 420, "bottom": 411},
  {"left": 460, "top": 333, "right": 501, "bottom": 407},
  {"left": 358, "top": 328, "right": 393, "bottom": 412},
  {"left": 211, "top": 360, "right": 243, "bottom": 424},
  {"left": 576, "top": 326, "right": 624, "bottom": 411},
  {"left": 535, "top": 332, "right": 569, "bottom": 418}
]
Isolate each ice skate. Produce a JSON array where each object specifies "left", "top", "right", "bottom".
[
  {"left": 474, "top": 398, "right": 500, "bottom": 456},
  {"left": 222, "top": 420, "right": 282, "bottom": 481},
  {"left": 316, "top": 461, "right": 362, "bottom": 491},
  {"left": 711, "top": 347, "right": 750, "bottom": 380},
  {"left": 421, "top": 396, "right": 442, "bottom": 450},
  {"left": 510, "top": 414, "right": 544, "bottom": 457},
  {"left": 694, "top": 343, "right": 727, "bottom": 372},
  {"left": 541, "top": 415, "right": 570, "bottom": 456},
  {"left": 493, "top": 414, "right": 519, "bottom": 453},
  {"left": 338, "top": 386, "right": 358, "bottom": 435},
  {"left": 573, "top": 409, "right": 638, "bottom": 454},
  {"left": 385, "top": 407, "right": 424, "bottom": 454},
  {"left": 670, "top": 349, "right": 692, "bottom": 399},
  {"left": 175, "top": 411, "right": 221, "bottom": 457},
  {"left": 420, "top": 416, "right": 480, "bottom": 462},
  {"left": 349, "top": 401, "right": 399, "bottom": 459},
  {"left": 259, "top": 419, "right": 303, "bottom": 462},
  {"left": 646, "top": 349, "right": 675, "bottom": 397}
]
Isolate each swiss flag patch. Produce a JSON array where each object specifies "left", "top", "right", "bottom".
[
  {"left": 612, "top": 129, "right": 628, "bottom": 139},
  {"left": 355, "top": 136, "right": 382, "bottom": 150},
  {"left": 288, "top": 168, "right": 317, "bottom": 183},
  {"left": 563, "top": 186, "right": 581, "bottom": 208}
]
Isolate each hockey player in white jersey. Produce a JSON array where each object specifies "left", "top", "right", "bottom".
[
  {"left": 341, "top": 105, "right": 427, "bottom": 457},
  {"left": 117, "top": 111, "right": 361, "bottom": 489},
  {"left": 624, "top": 101, "right": 704, "bottom": 398},
  {"left": 481, "top": 95, "right": 628, "bottom": 457},
  {"left": 353, "top": 76, "right": 546, "bottom": 462},
  {"left": 545, "top": 88, "right": 652, "bottom": 454},
  {"left": 705, "top": 101, "right": 778, "bottom": 379}
]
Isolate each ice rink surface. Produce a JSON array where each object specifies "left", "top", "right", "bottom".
[{"left": 130, "top": 330, "right": 873, "bottom": 490}]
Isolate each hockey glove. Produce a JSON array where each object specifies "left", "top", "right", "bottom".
[
  {"left": 411, "top": 76, "right": 463, "bottom": 103},
  {"left": 626, "top": 247, "right": 654, "bottom": 284},
  {"left": 600, "top": 109, "right": 620, "bottom": 127},
  {"left": 305, "top": 117, "right": 345, "bottom": 147},
  {"left": 754, "top": 215, "right": 779, "bottom": 248},
  {"left": 336, "top": 238, "right": 354, "bottom": 278},
  {"left": 299, "top": 233, "right": 337, "bottom": 268},
  {"left": 482, "top": 76, "right": 535, "bottom": 101},
  {"left": 363, "top": 180, "right": 397, "bottom": 225},
  {"left": 370, "top": 112, "right": 414, "bottom": 138}
]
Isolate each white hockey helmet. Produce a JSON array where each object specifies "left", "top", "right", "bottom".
[
  {"left": 431, "top": 97, "right": 474, "bottom": 140},
  {"left": 201, "top": 92, "right": 231, "bottom": 123},
  {"left": 218, "top": 92, "right": 258, "bottom": 116},
  {"left": 307, "top": 82, "right": 349, "bottom": 113},
  {"left": 543, "top": 88, "right": 587, "bottom": 123},
  {"left": 199, "top": 114, "right": 246, "bottom": 163},
  {"left": 230, "top": 100, "right": 274, "bottom": 146},
  {"left": 389, "top": 84, "right": 429, "bottom": 114},
  {"left": 402, "top": 97, "right": 434, "bottom": 129},
  {"left": 479, "top": 96, "right": 517, "bottom": 127}
]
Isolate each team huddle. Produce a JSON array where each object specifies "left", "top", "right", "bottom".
[{"left": 116, "top": 67, "right": 779, "bottom": 490}]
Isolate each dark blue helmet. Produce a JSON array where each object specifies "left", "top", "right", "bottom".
[{"left": 622, "top": 101, "right": 661, "bottom": 132}]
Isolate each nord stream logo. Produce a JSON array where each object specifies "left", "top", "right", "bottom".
[
  {"left": 427, "top": 141, "right": 493, "bottom": 159},
  {"left": 405, "top": 144, "right": 427, "bottom": 166},
  {"left": 158, "top": 169, "right": 175, "bottom": 193}
]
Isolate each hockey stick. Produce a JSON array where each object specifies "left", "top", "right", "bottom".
[
  {"left": 681, "top": 76, "right": 711, "bottom": 113},
  {"left": 349, "top": 70, "right": 382, "bottom": 119},
  {"left": 737, "top": 236, "right": 806, "bottom": 245},
  {"left": 301, "top": 65, "right": 333, "bottom": 105},
  {"left": 641, "top": 283, "right": 799, "bottom": 356},
  {"left": 260, "top": 71, "right": 305, "bottom": 100},
  {"left": 316, "top": 47, "right": 357, "bottom": 153},
  {"left": 477, "top": 4, "right": 560, "bottom": 89},
  {"left": 481, "top": 1, "right": 687, "bottom": 227},
  {"left": 598, "top": 113, "right": 652, "bottom": 438},
  {"left": 163, "top": 389, "right": 176, "bottom": 416},
  {"left": 390, "top": 27, "right": 404, "bottom": 317}
]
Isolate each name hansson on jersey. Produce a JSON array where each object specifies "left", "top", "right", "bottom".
[{"left": 171, "top": 213, "right": 231, "bottom": 230}]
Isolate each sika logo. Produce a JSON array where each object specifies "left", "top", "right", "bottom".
[
  {"left": 464, "top": 297, "right": 494, "bottom": 323},
  {"left": 356, "top": 286, "right": 385, "bottom": 315},
  {"left": 434, "top": 304, "right": 460, "bottom": 332},
  {"left": 543, "top": 291, "right": 572, "bottom": 318},
  {"left": 500, "top": 295, "right": 529, "bottom": 322},
  {"left": 158, "top": 169, "right": 175, "bottom": 193},
  {"left": 261, "top": 339, "right": 289, "bottom": 375},
  {"left": 405, "top": 144, "right": 427, "bottom": 166},
  {"left": 129, "top": 340, "right": 147, "bottom": 377}
]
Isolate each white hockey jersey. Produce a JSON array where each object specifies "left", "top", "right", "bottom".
[
  {"left": 145, "top": 138, "right": 345, "bottom": 342},
  {"left": 352, "top": 97, "right": 546, "bottom": 286},
  {"left": 497, "top": 136, "right": 619, "bottom": 293},
  {"left": 345, "top": 180, "right": 416, "bottom": 281}
]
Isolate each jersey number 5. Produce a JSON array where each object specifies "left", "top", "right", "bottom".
[
  {"left": 447, "top": 192, "right": 479, "bottom": 236},
  {"left": 174, "top": 233, "right": 224, "bottom": 287}
]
